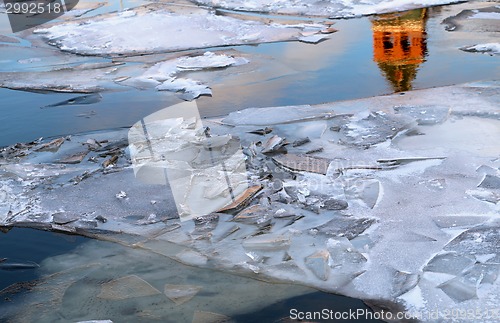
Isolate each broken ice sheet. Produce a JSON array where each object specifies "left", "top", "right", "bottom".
[
  {"left": 424, "top": 252, "right": 475, "bottom": 275},
  {"left": 327, "top": 237, "right": 367, "bottom": 269},
  {"left": 164, "top": 284, "right": 202, "bottom": 305},
  {"left": 432, "top": 214, "right": 491, "bottom": 229},
  {"left": 460, "top": 263, "right": 500, "bottom": 286},
  {"left": 34, "top": 137, "right": 66, "bottom": 152},
  {"left": 2, "top": 81, "right": 500, "bottom": 320},
  {"left": 393, "top": 105, "right": 451, "bottom": 125},
  {"left": 261, "top": 135, "right": 288, "bottom": 154},
  {"left": 466, "top": 189, "right": 500, "bottom": 204},
  {"left": 314, "top": 217, "right": 375, "bottom": 240},
  {"left": 233, "top": 204, "right": 271, "bottom": 225},
  {"left": 52, "top": 212, "right": 80, "bottom": 225},
  {"left": 222, "top": 105, "right": 335, "bottom": 126},
  {"left": 33, "top": 4, "right": 319, "bottom": 56},
  {"left": 444, "top": 222, "right": 500, "bottom": 263},
  {"left": 56, "top": 151, "right": 89, "bottom": 164},
  {"left": 339, "top": 111, "right": 417, "bottom": 147},
  {"left": 438, "top": 277, "right": 478, "bottom": 303},
  {"left": 478, "top": 174, "right": 500, "bottom": 190}
]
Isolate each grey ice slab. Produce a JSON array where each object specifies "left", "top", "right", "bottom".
[{"left": 1, "top": 81, "right": 500, "bottom": 322}]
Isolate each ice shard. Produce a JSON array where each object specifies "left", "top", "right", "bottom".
[{"left": 305, "top": 250, "right": 330, "bottom": 281}]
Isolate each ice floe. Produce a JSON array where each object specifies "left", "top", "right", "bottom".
[
  {"left": 190, "top": 0, "right": 465, "bottom": 18},
  {"left": 1, "top": 81, "right": 499, "bottom": 320},
  {"left": 460, "top": 43, "right": 500, "bottom": 55},
  {"left": 0, "top": 50, "right": 250, "bottom": 99},
  {"left": 33, "top": 4, "right": 330, "bottom": 56}
]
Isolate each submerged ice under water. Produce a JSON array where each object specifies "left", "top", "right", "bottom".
[{"left": 0, "top": 236, "right": 383, "bottom": 322}]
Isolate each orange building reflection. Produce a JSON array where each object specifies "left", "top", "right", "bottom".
[{"left": 371, "top": 9, "right": 428, "bottom": 92}]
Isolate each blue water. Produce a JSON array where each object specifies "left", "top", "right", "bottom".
[{"left": 0, "top": 228, "right": 87, "bottom": 290}]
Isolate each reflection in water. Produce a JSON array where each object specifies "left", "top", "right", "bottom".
[{"left": 371, "top": 9, "right": 428, "bottom": 92}]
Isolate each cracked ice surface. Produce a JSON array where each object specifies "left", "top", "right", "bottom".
[
  {"left": 32, "top": 3, "right": 326, "bottom": 56},
  {"left": 190, "top": 0, "right": 465, "bottom": 18},
  {"left": 1, "top": 81, "right": 500, "bottom": 321}
]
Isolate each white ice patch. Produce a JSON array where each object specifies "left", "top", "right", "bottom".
[
  {"left": 130, "top": 51, "right": 249, "bottom": 100},
  {"left": 33, "top": 4, "right": 312, "bottom": 56},
  {"left": 469, "top": 12, "right": 500, "bottom": 20},
  {"left": 461, "top": 43, "right": 500, "bottom": 55},
  {"left": 341, "top": 0, "right": 464, "bottom": 17},
  {"left": 191, "top": 0, "right": 464, "bottom": 18},
  {"left": 176, "top": 52, "right": 249, "bottom": 71}
]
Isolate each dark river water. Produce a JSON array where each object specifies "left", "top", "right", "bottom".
[{"left": 0, "top": 1, "right": 498, "bottom": 321}]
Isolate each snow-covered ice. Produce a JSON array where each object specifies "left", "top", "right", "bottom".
[
  {"left": 190, "top": 0, "right": 465, "bottom": 18},
  {"left": 127, "top": 51, "right": 249, "bottom": 100},
  {"left": 33, "top": 3, "right": 329, "bottom": 56}
]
